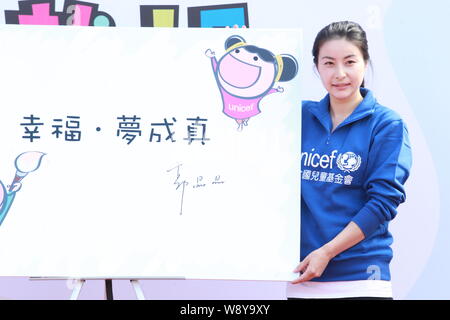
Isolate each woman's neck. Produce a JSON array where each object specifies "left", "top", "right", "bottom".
[{"left": 329, "top": 90, "right": 364, "bottom": 131}]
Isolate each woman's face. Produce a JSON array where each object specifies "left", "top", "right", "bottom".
[{"left": 316, "top": 38, "right": 367, "bottom": 103}]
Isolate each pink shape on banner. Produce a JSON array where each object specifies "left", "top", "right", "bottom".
[
  {"left": 70, "top": 4, "right": 93, "bottom": 26},
  {"left": 18, "top": 3, "right": 59, "bottom": 25}
]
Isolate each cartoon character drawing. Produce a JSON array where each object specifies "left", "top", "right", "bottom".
[
  {"left": 206, "top": 35, "right": 299, "bottom": 131},
  {"left": 0, "top": 151, "right": 45, "bottom": 226}
]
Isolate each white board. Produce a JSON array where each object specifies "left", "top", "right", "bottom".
[{"left": 0, "top": 25, "right": 302, "bottom": 280}]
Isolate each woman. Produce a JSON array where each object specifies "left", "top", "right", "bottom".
[{"left": 286, "top": 21, "right": 412, "bottom": 299}]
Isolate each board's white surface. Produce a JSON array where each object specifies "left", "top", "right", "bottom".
[{"left": 0, "top": 26, "right": 302, "bottom": 280}]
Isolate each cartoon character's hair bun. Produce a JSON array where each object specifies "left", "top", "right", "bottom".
[
  {"left": 278, "top": 54, "right": 299, "bottom": 82},
  {"left": 225, "top": 35, "right": 246, "bottom": 50}
]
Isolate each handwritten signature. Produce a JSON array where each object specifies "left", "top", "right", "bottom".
[{"left": 166, "top": 163, "right": 225, "bottom": 215}]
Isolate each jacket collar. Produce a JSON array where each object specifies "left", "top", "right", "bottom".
[{"left": 309, "top": 88, "right": 376, "bottom": 133}]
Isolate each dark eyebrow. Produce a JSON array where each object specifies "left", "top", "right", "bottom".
[{"left": 321, "top": 54, "right": 358, "bottom": 60}]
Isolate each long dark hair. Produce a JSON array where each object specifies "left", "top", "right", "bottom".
[{"left": 312, "top": 21, "right": 370, "bottom": 88}]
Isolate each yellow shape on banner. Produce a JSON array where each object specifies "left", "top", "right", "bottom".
[{"left": 153, "top": 9, "right": 174, "bottom": 27}]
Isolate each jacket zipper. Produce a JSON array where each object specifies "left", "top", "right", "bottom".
[{"left": 324, "top": 112, "right": 374, "bottom": 145}]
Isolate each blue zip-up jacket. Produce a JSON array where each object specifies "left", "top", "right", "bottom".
[{"left": 301, "top": 88, "right": 412, "bottom": 282}]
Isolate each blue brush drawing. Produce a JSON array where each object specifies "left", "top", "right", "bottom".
[{"left": 0, "top": 151, "right": 46, "bottom": 226}]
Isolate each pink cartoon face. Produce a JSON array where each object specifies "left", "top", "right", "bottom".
[
  {"left": 206, "top": 35, "right": 299, "bottom": 131},
  {"left": 217, "top": 46, "right": 277, "bottom": 98}
]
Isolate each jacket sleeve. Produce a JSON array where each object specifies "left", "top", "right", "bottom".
[{"left": 351, "top": 119, "right": 412, "bottom": 238}]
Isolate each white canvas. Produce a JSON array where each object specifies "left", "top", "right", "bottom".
[{"left": 0, "top": 25, "right": 302, "bottom": 280}]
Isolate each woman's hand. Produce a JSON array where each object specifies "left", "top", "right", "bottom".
[
  {"left": 291, "top": 222, "right": 365, "bottom": 284},
  {"left": 291, "top": 246, "right": 333, "bottom": 284}
]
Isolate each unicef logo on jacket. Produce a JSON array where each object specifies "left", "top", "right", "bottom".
[{"left": 337, "top": 152, "right": 362, "bottom": 173}]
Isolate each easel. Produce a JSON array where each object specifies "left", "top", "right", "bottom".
[
  {"left": 69, "top": 279, "right": 145, "bottom": 300},
  {"left": 30, "top": 277, "right": 184, "bottom": 300}
]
